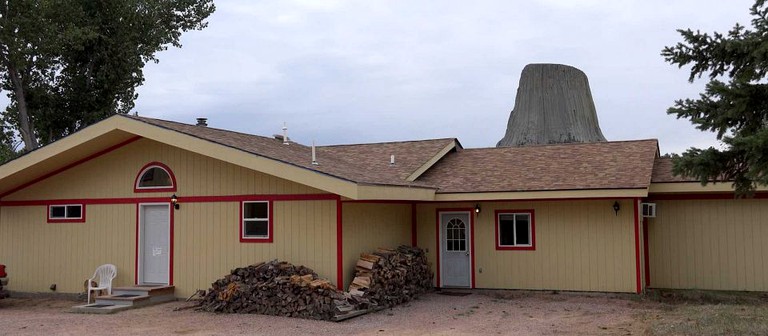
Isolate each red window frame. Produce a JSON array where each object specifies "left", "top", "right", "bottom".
[
  {"left": 240, "top": 200, "right": 273, "bottom": 243},
  {"left": 134, "top": 162, "right": 177, "bottom": 193},
  {"left": 495, "top": 209, "right": 535, "bottom": 250},
  {"left": 47, "top": 204, "right": 86, "bottom": 223}
]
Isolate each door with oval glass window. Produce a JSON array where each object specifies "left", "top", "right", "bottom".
[{"left": 440, "top": 212, "right": 471, "bottom": 287}]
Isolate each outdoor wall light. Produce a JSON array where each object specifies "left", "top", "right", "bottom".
[
  {"left": 613, "top": 201, "right": 620, "bottom": 216},
  {"left": 475, "top": 204, "right": 481, "bottom": 214},
  {"left": 171, "top": 194, "right": 180, "bottom": 210}
]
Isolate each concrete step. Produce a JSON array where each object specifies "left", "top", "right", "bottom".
[{"left": 71, "top": 285, "right": 176, "bottom": 314}]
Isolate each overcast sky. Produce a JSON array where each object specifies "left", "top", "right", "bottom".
[{"left": 6, "top": 0, "right": 760, "bottom": 153}]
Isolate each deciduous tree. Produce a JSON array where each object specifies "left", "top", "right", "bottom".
[{"left": 0, "top": 0, "right": 215, "bottom": 152}]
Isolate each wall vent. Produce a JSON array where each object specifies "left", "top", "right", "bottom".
[{"left": 641, "top": 203, "right": 656, "bottom": 218}]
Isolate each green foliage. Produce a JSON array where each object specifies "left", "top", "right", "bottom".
[
  {"left": 662, "top": 0, "right": 768, "bottom": 195},
  {"left": 0, "top": 0, "right": 215, "bottom": 149}
]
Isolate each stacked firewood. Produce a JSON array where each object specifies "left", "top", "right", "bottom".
[
  {"left": 197, "top": 260, "right": 369, "bottom": 320},
  {"left": 349, "top": 245, "right": 433, "bottom": 307}
]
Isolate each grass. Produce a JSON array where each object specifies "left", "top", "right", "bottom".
[
  {"left": 644, "top": 290, "right": 768, "bottom": 336},
  {"left": 646, "top": 304, "right": 768, "bottom": 336}
]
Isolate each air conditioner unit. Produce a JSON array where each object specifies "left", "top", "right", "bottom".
[{"left": 641, "top": 203, "right": 656, "bottom": 218}]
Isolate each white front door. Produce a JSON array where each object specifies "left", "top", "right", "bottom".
[
  {"left": 440, "top": 212, "right": 471, "bottom": 287},
  {"left": 139, "top": 204, "right": 170, "bottom": 284}
]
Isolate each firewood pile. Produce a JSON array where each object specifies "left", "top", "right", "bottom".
[
  {"left": 349, "top": 245, "right": 433, "bottom": 307},
  {"left": 196, "top": 260, "right": 370, "bottom": 320}
]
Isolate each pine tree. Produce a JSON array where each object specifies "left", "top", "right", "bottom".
[{"left": 663, "top": 0, "right": 768, "bottom": 196}]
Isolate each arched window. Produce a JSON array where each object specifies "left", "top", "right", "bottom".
[{"left": 134, "top": 162, "right": 177, "bottom": 192}]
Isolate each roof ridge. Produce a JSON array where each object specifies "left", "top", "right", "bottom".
[
  {"left": 124, "top": 115, "right": 306, "bottom": 147},
  {"left": 460, "top": 139, "right": 659, "bottom": 151},
  {"left": 320, "top": 138, "right": 456, "bottom": 148}
]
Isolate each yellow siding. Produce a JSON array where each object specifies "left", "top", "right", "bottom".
[
  {"left": 417, "top": 200, "right": 638, "bottom": 293},
  {"left": 648, "top": 199, "right": 768, "bottom": 291},
  {"left": 0, "top": 138, "right": 339, "bottom": 297},
  {"left": 341, "top": 203, "right": 412, "bottom": 288},
  {"left": 4, "top": 138, "right": 326, "bottom": 201},
  {"left": 0, "top": 205, "right": 135, "bottom": 293},
  {"left": 173, "top": 200, "right": 337, "bottom": 298}
]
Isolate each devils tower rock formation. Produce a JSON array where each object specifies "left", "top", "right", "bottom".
[{"left": 497, "top": 64, "right": 607, "bottom": 147}]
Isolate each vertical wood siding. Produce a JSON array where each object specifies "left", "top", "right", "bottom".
[
  {"left": 4, "top": 138, "right": 326, "bottom": 201},
  {"left": 648, "top": 199, "right": 768, "bottom": 291},
  {"left": 173, "top": 200, "right": 336, "bottom": 298},
  {"left": 341, "top": 203, "right": 412, "bottom": 288},
  {"left": 0, "top": 138, "right": 337, "bottom": 297},
  {"left": 417, "top": 200, "right": 637, "bottom": 293},
  {"left": 0, "top": 205, "right": 135, "bottom": 293}
]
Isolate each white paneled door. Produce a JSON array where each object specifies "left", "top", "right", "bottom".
[
  {"left": 139, "top": 204, "right": 170, "bottom": 285},
  {"left": 440, "top": 212, "right": 471, "bottom": 287}
]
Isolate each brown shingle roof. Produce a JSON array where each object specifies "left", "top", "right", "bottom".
[
  {"left": 651, "top": 157, "right": 698, "bottom": 183},
  {"left": 128, "top": 116, "right": 446, "bottom": 188},
  {"left": 416, "top": 139, "right": 659, "bottom": 193},
  {"left": 319, "top": 139, "right": 458, "bottom": 183}
]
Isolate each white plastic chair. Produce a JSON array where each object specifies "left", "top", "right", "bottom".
[{"left": 87, "top": 264, "right": 117, "bottom": 304}]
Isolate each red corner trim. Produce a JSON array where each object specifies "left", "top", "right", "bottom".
[
  {"left": 494, "top": 209, "right": 536, "bottom": 251},
  {"left": 239, "top": 200, "right": 274, "bottom": 243},
  {"left": 336, "top": 198, "right": 343, "bottom": 290},
  {"left": 169, "top": 202, "right": 175, "bottom": 286},
  {"left": 643, "top": 217, "right": 650, "bottom": 287},
  {"left": 133, "top": 162, "right": 178, "bottom": 193},
  {"left": 134, "top": 204, "right": 139, "bottom": 285},
  {"left": 0, "top": 136, "right": 141, "bottom": 199},
  {"left": 46, "top": 204, "right": 86, "bottom": 223},
  {"left": 633, "top": 198, "right": 642, "bottom": 293},
  {"left": 411, "top": 203, "right": 417, "bottom": 247}
]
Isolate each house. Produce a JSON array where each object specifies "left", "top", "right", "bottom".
[{"left": 0, "top": 115, "right": 766, "bottom": 299}]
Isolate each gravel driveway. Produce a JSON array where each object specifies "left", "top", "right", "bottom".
[{"left": 0, "top": 291, "right": 654, "bottom": 335}]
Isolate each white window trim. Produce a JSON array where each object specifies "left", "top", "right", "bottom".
[
  {"left": 135, "top": 166, "right": 174, "bottom": 190},
  {"left": 497, "top": 212, "right": 533, "bottom": 248},
  {"left": 49, "top": 204, "right": 84, "bottom": 220},
  {"left": 242, "top": 201, "right": 270, "bottom": 239}
]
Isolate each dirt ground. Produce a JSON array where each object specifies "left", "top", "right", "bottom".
[{"left": 0, "top": 291, "right": 766, "bottom": 336}]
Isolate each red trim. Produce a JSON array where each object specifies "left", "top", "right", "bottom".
[
  {"left": 135, "top": 202, "right": 174, "bottom": 286},
  {"left": 647, "top": 192, "right": 768, "bottom": 201},
  {"left": 341, "top": 200, "right": 414, "bottom": 204},
  {"left": 633, "top": 198, "right": 642, "bottom": 294},
  {"left": 411, "top": 203, "right": 417, "bottom": 247},
  {"left": 435, "top": 209, "right": 440, "bottom": 287},
  {"left": 169, "top": 202, "right": 175, "bottom": 286},
  {"left": 0, "top": 136, "right": 141, "bottom": 199},
  {"left": 494, "top": 209, "right": 536, "bottom": 251},
  {"left": 46, "top": 204, "right": 86, "bottom": 223},
  {"left": 0, "top": 193, "right": 338, "bottom": 207},
  {"left": 435, "top": 208, "right": 475, "bottom": 288},
  {"left": 336, "top": 198, "right": 343, "bottom": 290},
  {"left": 134, "top": 204, "right": 139, "bottom": 285},
  {"left": 417, "top": 196, "right": 639, "bottom": 204},
  {"left": 643, "top": 217, "right": 650, "bottom": 287},
  {"left": 133, "top": 162, "right": 177, "bottom": 193},
  {"left": 239, "top": 200, "right": 274, "bottom": 243}
]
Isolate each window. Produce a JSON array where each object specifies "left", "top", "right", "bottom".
[
  {"left": 48, "top": 204, "right": 85, "bottom": 223},
  {"left": 445, "top": 218, "right": 467, "bottom": 252},
  {"left": 134, "top": 162, "right": 176, "bottom": 192},
  {"left": 241, "top": 201, "right": 272, "bottom": 242},
  {"left": 495, "top": 209, "right": 535, "bottom": 250}
]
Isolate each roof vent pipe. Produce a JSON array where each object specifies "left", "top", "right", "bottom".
[
  {"left": 196, "top": 118, "right": 208, "bottom": 127},
  {"left": 311, "top": 141, "right": 318, "bottom": 165},
  {"left": 390, "top": 154, "right": 395, "bottom": 166},
  {"left": 282, "top": 122, "right": 289, "bottom": 145}
]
